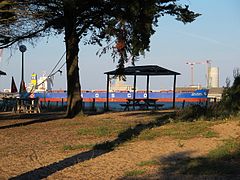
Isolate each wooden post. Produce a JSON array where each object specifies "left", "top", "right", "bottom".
[
  {"left": 62, "top": 98, "right": 64, "bottom": 108},
  {"left": 106, "top": 74, "right": 110, "bottom": 111},
  {"left": 146, "top": 75, "right": 149, "bottom": 100},
  {"left": 182, "top": 100, "right": 185, "bottom": 109},
  {"left": 82, "top": 101, "right": 85, "bottom": 111},
  {"left": 173, "top": 75, "right": 176, "bottom": 109},
  {"left": 104, "top": 102, "right": 106, "bottom": 110},
  {"left": 92, "top": 98, "right": 96, "bottom": 111},
  {"left": 133, "top": 74, "right": 137, "bottom": 110}
]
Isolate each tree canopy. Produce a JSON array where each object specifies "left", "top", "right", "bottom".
[{"left": 0, "top": 0, "right": 200, "bottom": 117}]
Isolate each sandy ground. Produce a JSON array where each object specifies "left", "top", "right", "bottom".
[{"left": 0, "top": 111, "right": 239, "bottom": 180}]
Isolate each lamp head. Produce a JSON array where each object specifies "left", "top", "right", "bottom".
[{"left": 19, "top": 45, "right": 27, "bottom": 52}]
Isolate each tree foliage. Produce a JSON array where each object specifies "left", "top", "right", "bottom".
[
  {"left": 219, "top": 68, "right": 240, "bottom": 115},
  {"left": 0, "top": 0, "right": 200, "bottom": 117},
  {"left": 0, "top": 0, "right": 200, "bottom": 65}
]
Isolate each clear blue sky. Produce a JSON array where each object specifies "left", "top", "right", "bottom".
[{"left": 0, "top": 0, "right": 240, "bottom": 91}]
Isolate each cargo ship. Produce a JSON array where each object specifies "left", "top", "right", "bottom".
[
  {"left": 34, "top": 89, "right": 208, "bottom": 103},
  {"left": 29, "top": 74, "right": 208, "bottom": 103}
]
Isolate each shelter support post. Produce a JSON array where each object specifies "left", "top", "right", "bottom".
[
  {"left": 106, "top": 74, "right": 110, "bottom": 111},
  {"left": 104, "top": 65, "right": 181, "bottom": 111},
  {"left": 133, "top": 74, "right": 136, "bottom": 110},
  {"left": 146, "top": 75, "right": 149, "bottom": 100},
  {"left": 173, "top": 75, "right": 176, "bottom": 108}
]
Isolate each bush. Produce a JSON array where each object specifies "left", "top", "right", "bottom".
[
  {"left": 218, "top": 70, "right": 240, "bottom": 116},
  {"left": 176, "top": 104, "right": 207, "bottom": 122}
]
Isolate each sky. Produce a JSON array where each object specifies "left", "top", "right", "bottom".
[{"left": 0, "top": 0, "right": 240, "bottom": 91}]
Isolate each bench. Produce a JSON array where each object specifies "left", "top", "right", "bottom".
[
  {"left": 148, "top": 103, "right": 164, "bottom": 110},
  {"left": 120, "top": 103, "right": 147, "bottom": 111}
]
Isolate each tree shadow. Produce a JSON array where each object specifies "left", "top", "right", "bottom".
[
  {"left": 120, "top": 110, "right": 175, "bottom": 118},
  {"left": 0, "top": 112, "right": 65, "bottom": 130},
  {"left": 0, "top": 112, "right": 45, "bottom": 120},
  {"left": 10, "top": 149, "right": 109, "bottom": 180},
  {"left": 94, "top": 113, "right": 173, "bottom": 150},
  {"left": 128, "top": 150, "right": 240, "bottom": 179},
  {"left": 10, "top": 112, "right": 174, "bottom": 179}
]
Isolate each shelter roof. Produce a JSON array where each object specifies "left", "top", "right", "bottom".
[
  {"left": 104, "top": 65, "right": 181, "bottom": 76},
  {"left": 0, "top": 70, "right": 6, "bottom": 75}
]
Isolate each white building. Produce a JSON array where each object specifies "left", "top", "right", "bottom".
[{"left": 208, "top": 67, "right": 219, "bottom": 88}]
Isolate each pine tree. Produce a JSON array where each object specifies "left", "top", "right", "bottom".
[{"left": 0, "top": 0, "right": 200, "bottom": 117}]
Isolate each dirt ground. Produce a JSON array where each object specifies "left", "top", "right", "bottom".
[{"left": 0, "top": 111, "right": 239, "bottom": 180}]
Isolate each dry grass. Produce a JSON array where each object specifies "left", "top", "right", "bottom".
[{"left": 0, "top": 110, "right": 239, "bottom": 179}]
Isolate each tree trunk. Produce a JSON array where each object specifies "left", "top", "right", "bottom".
[{"left": 64, "top": 1, "right": 82, "bottom": 118}]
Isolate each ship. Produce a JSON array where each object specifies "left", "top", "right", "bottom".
[
  {"left": 30, "top": 74, "right": 208, "bottom": 104},
  {"left": 34, "top": 89, "right": 208, "bottom": 103}
]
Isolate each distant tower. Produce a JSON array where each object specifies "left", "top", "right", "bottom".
[{"left": 208, "top": 67, "right": 219, "bottom": 88}]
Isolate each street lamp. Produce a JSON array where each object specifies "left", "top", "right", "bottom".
[
  {"left": 19, "top": 45, "right": 27, "bottom": 82},
  {"left": 19, "top": 45, "right": 27, "bottom": 94}
]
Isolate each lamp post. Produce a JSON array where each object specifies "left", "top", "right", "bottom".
[
  {"left": 19, "top": 45, "right": 27, "bottom": 82},
  {"left": 19, "top": 45, "right": 27, "bottom": 94}
]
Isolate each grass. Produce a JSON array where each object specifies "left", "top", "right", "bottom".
[
  {"left": 208, "top": 138, "right": 240, "bottom": 159},
  {"left": 124, "top": 169, "right": 146, "bottom": 177},
  {"left": 137, "top": 130, "right": 160, "bottom": 140},
  {"left": 138, "top": 121, "right": 220, "bottom": 140},
  {"left": 1, "top": 111, "right": 239, "bottom": 179},
  {"left": 161, "top": 137, "right": 240, "bottom": 175},
  {"left": 137, "top": 160, "right": 159, "bottom": 166},
  {"left": 76, "top": 119, "right": 133, "bottom": 138},
  {"left": 62, "top": 121, "right": 83, "bottom": 126},
  {"left": 63, "top": 144, "right": 94, "bottom": 151},
  {"left": 77, "top": 125, "right": 128, "bottom": 137},
  {"left": 202, "top": 130, "right": 219, "bottom": 138}
]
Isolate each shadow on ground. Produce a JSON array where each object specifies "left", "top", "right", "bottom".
[
  {"left": 120, "top": 110, "right": 175, "bottom": 117},
  {"left": 123, "top": 150, "right": 240, "bottom": 179},
  {"left": 10, "top": 112, "right": 174, "bottom": 180},
  {"left": 0, "top": 112, "right": 65, "bottom": 130}
]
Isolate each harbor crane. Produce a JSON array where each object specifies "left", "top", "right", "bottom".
[{"left": 186, "top": 60, "right": 212, "bottom": 87}]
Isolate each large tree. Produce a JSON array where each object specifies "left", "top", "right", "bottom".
[{"left": 0, "top": 0, "right": 200, "bottom": 117}]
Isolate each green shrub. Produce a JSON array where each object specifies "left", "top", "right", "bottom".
[
  {"left": 176, "top": 68, "right": 240, "bottom": 121},
  {"left": 219, "top": 74, "right": 240, "bottom": 116},
  {"left": 176, "top": 104, "right": 207, "bottom": 121}
]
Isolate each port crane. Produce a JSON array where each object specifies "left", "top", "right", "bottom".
[{"left": 186, "top": 60, "right": 212, "bottom": 86}]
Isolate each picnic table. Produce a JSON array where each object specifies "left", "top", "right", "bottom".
[
  {"left": 15, "top": 97, "right": 41, "bottom": 113},
  {"left": 120, "top": 98, "right": 164, "bottom": 111}
]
